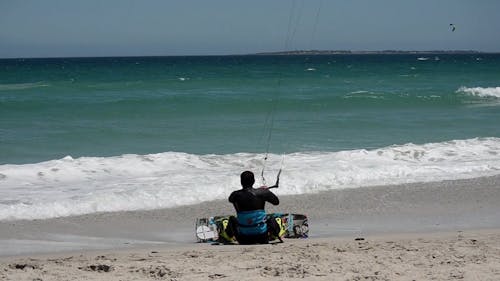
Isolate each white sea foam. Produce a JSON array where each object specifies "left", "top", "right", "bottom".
[
  {"left": 344, "top": 91, "right": 384, "bottom": 99},
  {"left": 457, "top": 86, "right": 500, "bottom": 98},
  {"left": 1, "top": 138, "right": 500, "bottom": 221}
]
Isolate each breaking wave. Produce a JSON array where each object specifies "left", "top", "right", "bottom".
[
  {"left": 1, "top": 138, "right": 500, "bottom": 221},
  {"left": 457, "top": 86, "right": 500, "bottom": 98}
]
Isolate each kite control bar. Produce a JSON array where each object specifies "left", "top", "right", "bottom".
[{"left": 267, "top": 169, "right": 282, "bottom": 189}]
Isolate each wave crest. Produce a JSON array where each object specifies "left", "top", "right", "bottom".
[
  {"left": 1, "top": 138, "right": 500, "bottom": 221},
  {"left": 457, "top": 86, "right": 500, "bottom": 98}
]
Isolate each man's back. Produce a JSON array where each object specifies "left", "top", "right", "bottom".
[{"left": 229, "top": 187, "right": 279, "bottom": 212}]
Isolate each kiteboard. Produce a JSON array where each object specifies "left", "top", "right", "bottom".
[{"left": 195, "top": 213, "right": 308, "bottom": 243}]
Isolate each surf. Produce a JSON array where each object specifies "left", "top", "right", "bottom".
[
  {"left": 1, "top": 137, "right": 500, "bottom": 221},
  {"left": 457, "top": 86, "right": 500, "bottom": 98}
]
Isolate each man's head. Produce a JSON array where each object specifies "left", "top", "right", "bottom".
[{"left": 240, "top": 171, "right": 255, "bottom": 188}]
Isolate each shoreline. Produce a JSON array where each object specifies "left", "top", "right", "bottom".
[
  {"left": 1, "top": 175, "right": 499, "bottom": 258},
  {"left": 1, "top": 175, "right": 500, "bottom": 280}
]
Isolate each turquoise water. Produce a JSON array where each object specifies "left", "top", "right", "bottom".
[
  {"left": 1, "top": 54, "right": 500, "bottom": 164},
  {"left": 2, "top": 54, "right": 500, "bottom": 221}
]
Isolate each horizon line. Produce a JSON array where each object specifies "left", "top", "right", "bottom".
[{"left": 1, "top": 49, "right": 498, "bottom": 60}]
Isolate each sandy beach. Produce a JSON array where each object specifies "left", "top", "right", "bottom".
[
  {"left": 1, "top": 175, "right": 500, "bottom": 280},
  {"left": 1, "top": 230, "right": 500, "bottom": 281}
]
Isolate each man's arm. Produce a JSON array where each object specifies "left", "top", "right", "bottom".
[
  {"left": 262, "top": 189, "right": 279, "bottom": 205},
  {"left": 228, "top": 191, "right": 235, "bottom": 203}
]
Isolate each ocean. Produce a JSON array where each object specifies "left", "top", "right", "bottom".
[{"left": 1, "top": 54, "right": 500, "bottom": 221}]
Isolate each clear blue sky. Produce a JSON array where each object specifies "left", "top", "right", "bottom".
[{"left": 1, "top": 0, "right": 499, "bottom": 58}]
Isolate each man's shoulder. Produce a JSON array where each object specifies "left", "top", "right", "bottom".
[
  {"left": 253, "top": 187, "right": 276, "bottom": 196},
  {"left": 230, "top": 188, "right": 245, "bottom": 195},
  {"left": 228, "top": 189, "right": 244, "bottom": 200}
]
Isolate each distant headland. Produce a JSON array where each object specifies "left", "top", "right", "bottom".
[{"left": 254, "top": 50, "right": 489, "bottom": 55}]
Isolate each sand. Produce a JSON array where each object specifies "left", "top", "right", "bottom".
[
  {"left": 1, "top": 175, "right": 500, "bottom": 280},
  {"left": 1, "top": 230, "right": 500, "bottom": 280}
]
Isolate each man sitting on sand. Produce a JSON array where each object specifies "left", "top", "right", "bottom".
[{"left": 226, "top": 171, "right": 281, "bottom": 244}]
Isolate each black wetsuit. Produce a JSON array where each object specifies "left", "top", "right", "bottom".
[{"left": 228, "top": 187, "right": 279, "bottom": 244}]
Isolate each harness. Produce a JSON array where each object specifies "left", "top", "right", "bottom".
[{"left": 236, "top": 209, "right": 267, "bottom": 235}]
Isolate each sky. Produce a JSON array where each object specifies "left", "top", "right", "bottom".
[{"left": 1, "top": 0, "right": 499, "bottom": 58}]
